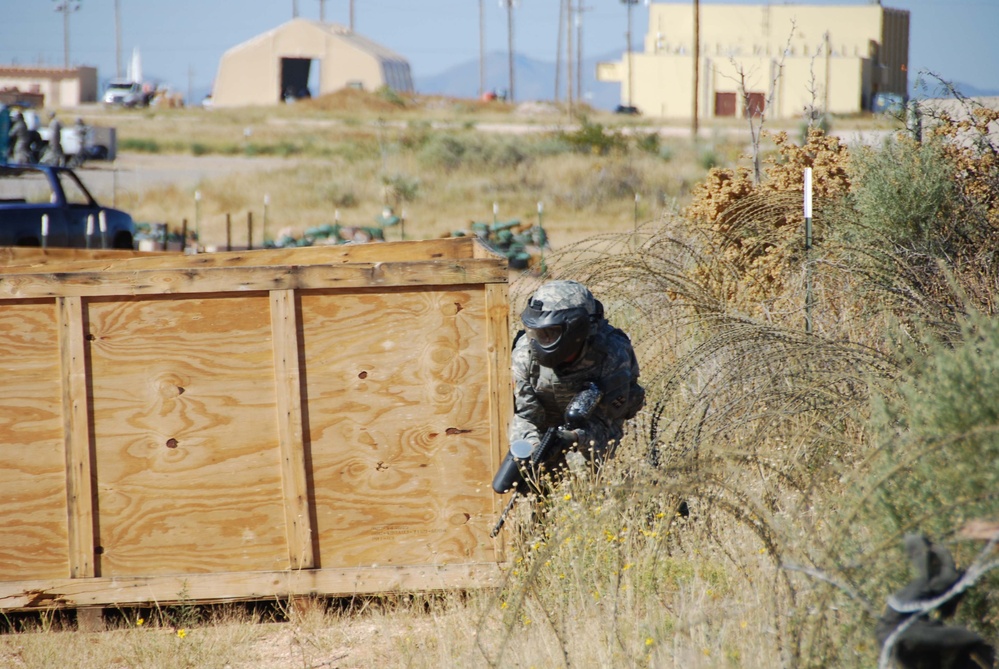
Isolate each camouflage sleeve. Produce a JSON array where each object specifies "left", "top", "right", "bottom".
[
  {"left": 509, "top": 335, "right": 544, "bottom": 445},
  {"left": 574, "top": 338, "right": 643, "bottom": 460}
]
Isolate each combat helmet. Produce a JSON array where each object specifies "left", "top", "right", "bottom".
[{"left": 521, "top": 280, "right": 603, "bottom": 367}]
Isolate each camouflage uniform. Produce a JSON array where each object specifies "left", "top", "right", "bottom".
[
  {"left": 41, "top": 113, "right": 64, "bottom": 167},
  {"left": 510, "top": 280, "right": 644, "bottom": 463},
  {"left": 8, "top": 112, "right": 31, "bottom": 164}
]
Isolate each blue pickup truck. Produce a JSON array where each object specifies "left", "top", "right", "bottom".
[{"left": 0, "top": 164, "right": 135, "bottom": 248}]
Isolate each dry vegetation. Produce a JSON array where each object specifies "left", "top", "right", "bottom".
[
  {"left": 4, "top": 89, "right": 999, "bottom": 668},
  {"left": 73, "top": 88, "right": 779, "bottom": 250}
]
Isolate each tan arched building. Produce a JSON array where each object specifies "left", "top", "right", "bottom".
[
  {"left": 211, "top": 19, "right": 414, "bottom": 107},
  {"left": 598, "top": 2, "right": 909, "bottom": 119}
]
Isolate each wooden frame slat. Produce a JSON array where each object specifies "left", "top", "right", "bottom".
[
  {"left": 57, "top": 296, "right": 96, "bottom": 579},
  {"left": 0, "top": 564, "right": 503, "bottom": 610},
  {"left": 0, "top": 259, "right": 508, "bottom": 299},
  {"left": 483, "top": 283, "right": 513, "bottom": 561},
  {"left": 270, "top": 289, "right": 315, "bottom": 570}
]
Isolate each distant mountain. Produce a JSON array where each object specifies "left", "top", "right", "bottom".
[
  {"left": 414, "top": 50, "right": 623, "bottom": 111},
  {"left": 910, "top": 78, "right": 999, "bottom": 100}
]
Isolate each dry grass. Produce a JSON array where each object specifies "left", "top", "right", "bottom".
[{"left": 69, "top": 88, "right": 786, "bottom": 252}]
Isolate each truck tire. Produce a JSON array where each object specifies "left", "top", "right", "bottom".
[{"left": 112, "top": 232, "right": 134, "bottom": 249}]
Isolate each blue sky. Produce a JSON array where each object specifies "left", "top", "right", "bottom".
[{"left": 1, "top": 1, "right": 995, "bottom": 101}]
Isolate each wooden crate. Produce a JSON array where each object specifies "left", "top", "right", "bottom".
[{"left": 0, "top": 237, "right": 512, "bottom": 611}]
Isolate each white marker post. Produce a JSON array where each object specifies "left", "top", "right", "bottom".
[
  {"left": 86, "top": 214, "right": 95, "bottom": 250},
  {"left": 41, "top": 214, "right": 49, "bottom": 249},
  {"left": 99, "top": 210, "right": 108, "bottom": 249},
  {"left": 803, "top": 167, "right": 814, "bottom": 334},
  {"left": 634, "top": 192, "right": 641, "bottom": 239}
]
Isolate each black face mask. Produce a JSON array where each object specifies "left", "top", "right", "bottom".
[{"left": 521, "top": 301, "right": 591, "bottom": 367}]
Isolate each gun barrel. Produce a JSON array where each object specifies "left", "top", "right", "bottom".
[{"left": 490, "top": 494, "right": 519, "bottom": 537}]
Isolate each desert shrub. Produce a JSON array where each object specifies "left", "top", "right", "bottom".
[
  {"left": 380, "top": 172, "right": 420, "bottom": 205},
  {"left": 119, "top": 137, "right": 161, "bottom": 153},
  {"left": 783, "top": 312, "right": 999, "bottom": 666},
  {"left": 416, "top": 133, "right": 530, "bottom": 172},
  {"left": 546, "top": 160, "right": 645, "bottom": 209},
  {"left": 558, "top": 119, "right": 628, "bottom": 156},
  {"left": 849, "top": 135, "right": 955, "bottom": 247},
  {"left": 683, "top": 128, "right": 851, "bottom": 314},
  {"left": 375, "top": 85, "right": 407, "bottom": 108},
  {"left": 833, "top": 104, "right": 999, "bottom": 340},
  {"left": 697, "top": 145, "right": 720, "bottom": 170},
  {"left": 873, "top": 314, "right": 999, "bottom": 531},
  {"left": 635, "top": 131, "right": 662, "bottom": 156},
  {"left": 319, "top": 184, "right": 359, "bottom": 209},
  {"left": 416, "top": 135, "right": 466, "bottom": 172}
]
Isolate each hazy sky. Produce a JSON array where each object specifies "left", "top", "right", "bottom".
[{"left": 1, "top": 0, "right": 996, "bottom": 100}]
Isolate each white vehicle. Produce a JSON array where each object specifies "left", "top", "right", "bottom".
[{"left": 103, "top": 80, "right": 148, "bottom": 108}]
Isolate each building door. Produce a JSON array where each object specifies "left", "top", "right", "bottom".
[
  {"left": 715, "top": 92, "right": 736, "bottom": 117},
  {"left": 280, "top": 58, "right": 312, "bottom": 101},
  {"left": 745, "top": 92, "right": 765, "bottom": 117}
]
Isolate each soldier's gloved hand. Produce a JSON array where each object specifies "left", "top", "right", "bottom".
[{"left": 557, "top": 429, "right": 582, "bottom": 449}]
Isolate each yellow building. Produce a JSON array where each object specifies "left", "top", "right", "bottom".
[
  {"left": 212, "top": 19, "right": 413, "bottom": 108},
  {"left": 597, "top": 2, "right": 909, "bottom": 119}
]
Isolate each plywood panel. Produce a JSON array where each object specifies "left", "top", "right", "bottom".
[
  {"left": 85, "top": 294, "right": 289, "bottom": 576},
  {"left": 0, "top": 300, "right": 69, "bottom": 580},
  {"left": 0, "top": 238, "right": 510, "bottom": 610},
  {"left": 301, "top": 287, "right": 496, "bottom": 567}
]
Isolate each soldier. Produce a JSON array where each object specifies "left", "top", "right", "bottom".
[
  {"left": 510, "top": 280, "right": 645, "bottom": 470},
  {"left": 7, "top": 110, "right": 32, "bottom": 164},
  {"left": 0, "top": 105, "right": 9, "bottom": 162},
  {"left": 40, "top": 112, "right": 64, "bottom": 167}
]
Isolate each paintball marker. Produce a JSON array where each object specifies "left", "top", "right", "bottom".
[{"left": 490, "top": 382, "right": 603, "bottom": 537}]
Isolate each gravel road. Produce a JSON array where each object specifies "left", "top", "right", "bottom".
[{"left": 77, "top": 153, "right": 296, "bottom": 202}]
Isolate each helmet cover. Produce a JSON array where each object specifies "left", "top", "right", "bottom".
[{"left": 521, "top": 280, "right": 598, "bottom": 367}]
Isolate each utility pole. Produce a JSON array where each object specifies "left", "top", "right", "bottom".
[
  {"left": 319, "top": 0, "right": 325, "bottom": 22},
  {"left": 502, "top": 0, "right": 517, "bottom": 102},
  {"left": 621, "top": 0, "right": 638, "bottom": 109},
  {"left": 576, "top": 1, "right": 583, "bottom": 101},
  {"left": 692, "top": 0, "right": 700, "bottom": 138},
  {"left": 555, "top": 0, "right": 565, "bottom": 101},
  {"left": 292, "top": 0, "right": 298, "bottom": 18},
  {"left": 349, "top": 0, "right": 355, "bottom": 30},
  {"left": 53, "top": 1, "right": 81, "bottom": 69},
  {"left": 566, "top": 0, "right": 574, "bottom": 109},
  {"left": 824, "top": 31, "right": 831, "bottom": 114},
  {"left": 114, "top": 0, "right": 121, "bottom": 78},
  {"left": 479, "top": 0, "right": 486, "bottom": 97}
]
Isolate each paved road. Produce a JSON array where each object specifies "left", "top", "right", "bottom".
[{"left": 78, "top": 153, "right": 295, "bottom": 202}]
